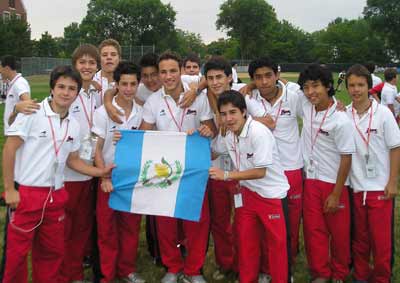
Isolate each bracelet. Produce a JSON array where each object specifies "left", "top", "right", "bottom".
[{"left": 223, "top": 171, "right": 230, "bottom": 181}]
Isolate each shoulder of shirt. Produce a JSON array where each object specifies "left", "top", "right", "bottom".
[
  {"left": 248, "top": 119, "right": 273, "bottom": 137},
  {"left": 331, "top": 109, "right": 352, "bottom": 126},
  {"left": 94, "top": 105, "right": 107, "bottom": 117},
  {"left": 145, "top": 89, "right": 163, "bottom": 104}
]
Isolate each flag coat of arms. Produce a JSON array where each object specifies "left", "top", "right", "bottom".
[{"left": 110, "top": 130, "right": 211, "bottom": 222}]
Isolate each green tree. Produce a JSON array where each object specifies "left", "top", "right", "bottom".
[
  {"left": 206, "top": 38, "right": 240, "bottom": 59},
  {"left": 172, "top": 29, "right": 206, "bottom": 57},
  {"left": 216, "top": 0, "right": 279, "bottom": 59},
  {"left": 60, "top": 22, "right": 83, "bottom": 57},
  {"left": 364, "top": 0, "right": 400, "bottom": 60},
  {"left": 32, "top": 32, "right": 61, "bottom": 57},
  {"left": 80, "top": 0, "right": 176, "bottom": 50},
  {"left": 311, "top": 18, "right": 390, "bottom": 63},
  {"left": 0, "top": 15, "right": 31, "bottom": 57}
]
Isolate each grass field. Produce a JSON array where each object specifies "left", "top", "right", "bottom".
[{"left": 0, "top": 73, "right": 399, "bottom": 282}]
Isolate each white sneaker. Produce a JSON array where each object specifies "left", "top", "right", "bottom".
[
  {"left": 121, "top": 272, "right": 146, "bottom": 283},
  {"left": 161, "top": 272, "right": 180, "bottom": 283},
  {"left": 258, "top": 273, "right": 272, "bottom": 283},
  {"left": 181, "top": 274, "right": 207, "bottom": 283}
]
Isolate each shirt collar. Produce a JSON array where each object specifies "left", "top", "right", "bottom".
[
  {"left": 43, "top": 98, "right": 71, "bottom": 120},
  {"left": 251, "top": 80, "right": 287, "bottom": 106},
  {"left": 112, "top": 96, "right": 138, "bottom": 120},
  {"left": 239, "top": 116, "right": 253, "bottom": 138},
  {"left": 161, "top": 82, "right": 189, "bottom": 100}
]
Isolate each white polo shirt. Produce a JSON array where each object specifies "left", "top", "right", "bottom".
[
  {"left": 6, "top": 99, "right": 80, "bottom": 187},
  {"left": 300, "top": 97, "right": 356, "bottom": 184},
  {"left": 217, "top": 117, "right": 289, "bottom": 199},
  {"left": 142, "top": 84, "right": 213, "bottom": 132},
  {"left": 93, "top": 70, "right": 116, "bottom": 106},
  {"left": 346, "top": 99, "right": 400, "bottom": 192},
  {"left": 92, "top": 97, "right": 143, "bottom": 165},
  {"left": 137, "top": 83, "right": 156, "bottom": 103},
  {"left": 245, "top": 81, "right": 303, "bottom": 170},
  {"left": 4, "top": 74, "right": 30, "bottom": 133},
  {"left": 181, "top": 74, "right": 202, "bottom": 86},
  {"left": 285, "top": 81, "right": 301, "bottom": 93},
  {"left": 371, "top": 73, "right": 382, "bottom": 88},
  {"left": 381, "top": 82, "right": 400, "bottom": 117},
  {"left": 64, "top": 86, "right": 100, "bottom": 182}
]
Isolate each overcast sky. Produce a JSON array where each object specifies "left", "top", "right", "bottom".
[{"left": 25, "top": 0, "right": 367, "bottom": 43}]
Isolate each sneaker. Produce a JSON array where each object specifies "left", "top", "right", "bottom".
[
  {"left": 311, "top": 278, "right": 328, "bottom": 283},
  {"left": 181, "top": 275, "right": 207, "bottom": 283},
  {"left": 161, "top": 272, "right": 180, "bottom": 283},
  {"left": 212, "top": 269, "right": 226, "bottom": 280},
  {"left": 121, "top": 273, "right": 146, "bottom": 283},
  {"left": 258, "top": 273, "right": 272, "bottom": 283}
]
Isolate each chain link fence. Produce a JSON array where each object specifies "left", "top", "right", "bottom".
[
  {"left": 21, "top": 57, "right": 71, "bottom": 77},
  {"left": 121, "top": 45, "right": 155, "bottom": 61}
]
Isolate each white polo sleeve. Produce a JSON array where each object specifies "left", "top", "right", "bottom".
[
  {"left": 5, "top": 113, "right": 34, "bottom": 141},
  {"left": 142, "top": 98, "right": 157, "bottom": 124},
  {"left": 15, "top": 79, "right": 31, "bottom": 97},
  {"left": 211, "top": 133, "right": 228, "bottom": 154},
  {"left": 334, "top": 117, "right": 356, "bottom": 154},
  {"left": 197, "top": 94, "right": 214, "bottom": 121},
  {"left": 245, "top": 95, "right": 264, "bottom": 117},
  {"left": 92, "top": 108, "right": 107, "bottom": 139},
  {"left": 251, "top": 125, "right": 273, "bottom": 168},
  {"left": 295, "top": 90, "right": 307, "bottom": 118},
  {"left": 382, "top": 107, "right": 400, "bottom": 149},
  {"left": 70, "top": 122, "right": 81, "bottom": 152},
  {"left": 382, "top": 89, "right": 395, "bottom": 104}
]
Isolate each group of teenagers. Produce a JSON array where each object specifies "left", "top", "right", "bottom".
[{"left": 0, "top": 38, "right": 399, "bottom": 283}]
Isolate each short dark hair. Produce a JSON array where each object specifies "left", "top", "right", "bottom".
[
  {"left": 248, "top": 57, "right": 278, "bottom": 79},
  {"left": 384, "top": 68, "right": 397, "bottom": 82},
  {"left": 298, "top": 64, "right": 335, "bottom": 97},
  {"left": 71, "top": 44, "right": 100, "bottom": 68},
  {"left": 345, "top": 64, "right": 372, "bottom": 89},
  {"left": 139, "top": 53, "right": 159, "bottom": 70},
  {"left": 1, "top": 55, "right": 17, "bottom": 70},
  {"left": 50, "top": 65, "right": 82, "bottom": 92},
  {"left": 183, "top": 53, "right": 201, "bottom": 68},
  {"left": 217, "top": 90, "right": 247, "bottom": 113},
  {"left": 113, "top": 61, "right": 141, "bottom": 83},
  {"left": 204, "top": 56, "right": 232, "bottom": 77},
  {"left": 158, "top": 51, "right": 182, "bottom": 68},
  {"left": 364, "top": 62, "right": 376, "bottom": 74}
]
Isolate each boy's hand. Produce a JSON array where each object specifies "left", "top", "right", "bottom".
[{"left": 5, "top": 189, "right": 20, "bottom": 209}]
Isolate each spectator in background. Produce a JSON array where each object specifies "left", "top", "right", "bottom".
[
  {"left": 380, "top": 68, "right": 400, "bottom": 121},
  {"left": 364, "top": 62, "right": 382, "bottom": 88}
]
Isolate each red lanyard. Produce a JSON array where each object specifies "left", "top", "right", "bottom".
[
  {"left": 6, "top": 74, "right": 21, "bottom": 96},
  {"left": 233, "top": 136, "right": 240, "bottom": 171},
  {"left": 164, "top": 97, "right": 186, "bottom": 132},
  {"left": 261, "top": 98, "right": 283, "bottom": 124},
  {"left": 310, "top": 102, "right": 333, "bottom": 152},
  {"left": 352, "top": 101, "right": 373, "bottom": 152},
  {"left": 78, "top": 93, "right": 94, "bottom": 128},
  {"left": 48, "top": 117, "right": 70, "bottom": 158}
]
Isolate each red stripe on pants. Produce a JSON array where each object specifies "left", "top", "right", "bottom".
[
  {"left": 209, "top": 179, "right": 238, "bottom": 271},
  {"left": 96, "top": 182, "right": 142, "bottom": 282},
  {"left": 3, "top": 186, "right": 68, "bottom": 283},
  {"left": 303, "top": 179, "right": 350, "bottom": 280},
  {"left": 352, "top": 191, "right": 393, "bottom": 283},
  {"left": 60, "top": 180, "right": 94, "bottom": 282},
  {"left": 156, "top": 193, "right": 210, "bottom": 276},
  {"left": 235, "top": 187, "right": 288, "bottom": 283}
]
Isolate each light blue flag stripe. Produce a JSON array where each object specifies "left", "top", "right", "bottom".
[
  {"left": 174, "top": 132, "right": 211, "bottom": 221},
  {"left": 109, "top": 130, "right": 144, "bottom": 212}
]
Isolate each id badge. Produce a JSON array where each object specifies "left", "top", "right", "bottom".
[
  {"left": 53, "top": 161, "right": 65, "bottom": 190},
  {"left": 220, "top": 153, "right": 233, "bottom": 171},
  {"left": 306, "top": 158, "right": 318, "bottom": 179},
  {"left": 234, "top": 193, "right": 243, "bottom": 208},
  {"left": 79, "top": 135, "right": 93, "bottom": 161},
  {"left": 365, "top": 154, "right": 377, "bottom": 178}
]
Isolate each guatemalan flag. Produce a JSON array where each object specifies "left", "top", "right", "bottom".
[{"left": 110, "top": 130, "right": 211, "bottom": 222}]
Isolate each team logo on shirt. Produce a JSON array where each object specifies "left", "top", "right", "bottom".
[
  {"left": 131, "top": 126, "right": 137, "bottom": 130},
  {"left": 66, "top": 136, "right": 74, "bottom": 142},
  {"left": 159, "top": 109, "right": 166, "bottom": 116},
  {"left": 39, "top": 130, "right": 47, "bottom": 138},
  {"left": 186, "top": 109, "right": 197, "bottom": 115},
  {"left": 72, "top": 105, "right": 80, "bottom": 113},
  {"left": 140, "top": 157, "right": 183, "bottom": 189},
  {"left": 280, "top": 109, "right": 291, "bottom": 116},
  {"left": 367, "top": 129, "right": 378, "bottom": 134},
  {"left": 318, "top": 129, "right": 329, "bottom": 136},
  {"left": 109, "top": 125, "right": 117, "bottom": 132},
  {"left": 246, "top": 153, "right": 254, "bottom": 159}
]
